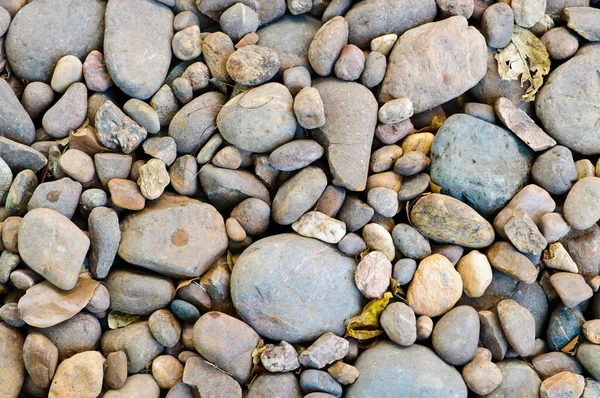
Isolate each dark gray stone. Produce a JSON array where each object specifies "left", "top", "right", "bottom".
[
  {"left": 272, "top": 166, "right": 327, "bottom": 225},
  {"left": 576, "top": 342, "right": 600, "bottom": 381},
  {"left": 547, "top": 304, "right": 585, "bottom": 351},
  {"left": 42, "top": 82, "right": 88, "bottom": 139},
  {"left": 105, "top": 269, "right": 174, "bottom": 315},
  {"left": 199, "top": 164, "right": 270, "bottom": 210},
  {"left": 392, "top": 223, "right": 431, "bottom": 260},
  {"left": 88, "top": 207, "right": 120, "bottom": 279},
  {"left": 346, "top": 342, "right": 468, "bottom": 397},
  {"left": 0, "top": 79, "right": 34, "bottom": 145},
  {"left": 300, "top": 370, "right": 342, "bottom": 397},
  {"left": 231, "top": 234, "right": 364, "bottom": 343},
  {"left": 430, "top": 114, "right": 534, "bottom": 216},
  {"left": 432, "top": 306, "right": 479, "bottom": 366},
  {"left": 27, "top": 178, "right": 82, "bottom": 219},
  {"left": 5, "top": 0, "right": 105, "bottom": 82},
  {"left": 104, "top": 0, "right": 173, "bottom": 99}
]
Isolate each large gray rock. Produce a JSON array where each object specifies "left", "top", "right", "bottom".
[
  {"left": 231, "top": 234, "right": 364, "bottom": 343},
  {"left": 105, "top": 268, "right": 174, "bottom": 315},
  {"left": 313, "top": 78, "right": 377, "bottom": 192},
  {"left": 216, "top": 83, "right": 296, "bottom": 153},
  {"left": 118, "top": 194, "right": 227, "bottom": 278},
  {"left": 536, "top": 45, "right": 600, "bottom": 154},
  {"left": 430, "top": 114, "right": 534, "bottom": 217},
  {"left": 168, "top": 92, "right": 226, "bottom": 154},
  {"left": 346, "top": 341, "right": 468, "bottom": 397},
  {"left": 5, "top": 0, "right": 105, "bottom": 82},
  {"left": 104, "top": 0, "right": 173, "bottom": 99},
  {"left": 257, "top": 15, "right": 321, "bottom": 73},
  {"left": 345, "top": 0, "right": 437, "bottom": 49},
  {"left": 379, "top": 16, "right": 487, "bottom": 114},
  {"left": 0, "top": 137, "right": 47, "bottom": 173},
  {"left": 0, "top": 79, "right": 34, "bottom": 145}
]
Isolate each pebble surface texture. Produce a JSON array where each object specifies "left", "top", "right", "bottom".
[{"left": 1, "top": 1, "right": 600, "bottom": 397}]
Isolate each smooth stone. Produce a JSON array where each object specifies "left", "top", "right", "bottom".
[
  {"left": 169, "top": 155, "right": 198, "bottom": 196},
  {"left": 536, "top": 47, "right": 600, "bottom": 154},
  {"left": 151, "top": 85, "right": 179, "bottom": 127},
  {"left": 457, "top": 250, "right": 493, "bottom": 298},
  {"left": 101, "top": 321, "right": 164, "bottom": 374},
  {"left": 308, "top": 16, "right": 348, "bottom": 77},
  {"left": 4, "top": 0, "right": 105, "bottom": 82},
  {"left": 196, "top": 0, "right": 285, "bottom": 25},
  {"left": 104, "top": 374, "right": 160, "bottom": 398},
  {"left": 541, "top": 27, "right": 580, "bottom": 61},
  {"left": 230, "top": 198, "right": 271, "bottom": 236},
  {"left": 512, "top": 0, "right": 546, "bottom": 27},
  {"left": 219, "top": 4, "right": 259, "bottom": 42},
  {"left": 346, "top": 342, "right": 467, "bottom": 397},
  {"left": 22, "top": 333, "right": 58, "bottom": 389},
  {"left": 0, "top": 138, "right": 47, "bottom": 173},
  {"left": 193, "top": 311, "right": 259, "bottom": 383},
  {"left": 88, "top": 206, "right": 120, "bottom": 279},
  {"left": 83, "top": 50, "right": 113, "bottom": 92},
  {"left": 257, "top": 14, "right": 322, "bottom": 73},
  {"left": 248, "top": 373, "right": 302, "bottom": 398},
  {"left": 22, "top": 81, "right": 55, "bottom": 120},
  {"left": 118, "top": 194, "right": 227, "bottom": 278},
  {"left": 487, "top": 241, "right": 539, "bottom": 284},
  {"left": 231, "top": 233, "right": 364, "bottom": 343},
  {"left": 561, "top": 225, "right": 600, "bottom": 277},
  {"left": 345, "top": 0, "right": 437, "bottom": 48},
  {"left": 392, "top": 223, "right": 431, "bottom": 260},
  {"left": 272, "top": 166, "right": 327, "bottom": 225},
  {"left": 123, "top": 99, "right": 160, "bottom": 135},
  {"left": 199, "top": 164, "right": 270, "bottom": 210},
  {"left": 355, "top": 251, "right": 391, "bottom": 299},
  {"left": 294, "top": 87, "right": 326, "bottom": 129},
  {"left": 550, "top": 272, "right": 594, "bottom": 308},
  {"left": 479, "top": 310, "right": 509, "bottom": 361},
  {"left": 563, "top": 7, "right": 600, "bottom": 41},
  {"left": 292, "top": 211, "right": 346, "bottom": 244},
  {"left": 168, "top": 92, "right": 226, "bottom": 154},
  {"left": 497, "top": 299, "right": 536, "bottom": 357},
  {"left": 380, "top": 302, "right": 417, "bottom": 346},
  {"left": 182, "top": 357, "right": 242, "bottom": 398},
  {"left": 531, "top": 145, "right": 577, "bottom": 195},
  {"left": 104, "top": 0, "right": 173, "bottom": 99},
  {"left": 409, "top": 193, "right": 495, "bottom": 248},
  {"left": 576, "top": 343, "right": 600, "bottom": 381},
  {"left": 27, "top": 177, "right": 82, "bottom": 219},
  {"left": 481, "top": 360, "right": 541, "bottom": 397},
  {"left": 361, "top": 51, "right": 387, "bottom": 88},
  {"left": 217, "top": 83, "right": 296, "bottom": 153},
  {"left": 462, "top": 357, "right": 503, "bottom": 395},
  {"left": 540, "top": 371, "right": 585, "bottom": 398},
  {"left": 432, "top": 306, "right": 479, "bottom": 366},
  {"left": 407, "top": 254, "right": 463, "bottom": 317},
  {"left": 0, "top": 78, "right": 35, "bottom": 144},
  {"left": 58, "top": 149, "right": 95, "bottom": 184},
  {"left": 300, "top": 370, "right": 342, "bottom": 397},
  {"left": 547, "top": 305, "right": 585, "bottom": 351},
  {"left": 105, "top": 268, "right": 174, "bottom": 315},
  {"left": 379, "top": 16, "right": 487, "bottom": 113},
  {"left": 430, "top": 114, "right": 534, "bottom": 216},
  {"left": 312, "top": 78, "right": 378, "bottom": 191},
  {"left": 48, "top": 351, "right": 104, "bottom": 398},
  {"left": 269, "top": 140, "right": 324, "bottom": 171},
  {"left": 0, "top": 323, "right": 24, "bottom": 398},
  {"left": 533, "top": 352, "right": 583, "bottom": 380},
  {"left": 50, "top": 55, "right": 83, "bottom": 93},
  {"left": 18, "top": 208, "right": 89, "bottom": 290},
  {"left": 564, "top": 177, "right": 600, "bottom": 230},
  {"left": 503, "top": 209, "right": 547, "bottom": 255},
  {"left": 36, "top": 313, "right": 101, "bottom": 362}
]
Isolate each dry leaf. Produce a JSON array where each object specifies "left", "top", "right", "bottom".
[
  {"left": 107, "top": 311, "right": 142, "bottom": 330},
  {"left": 416, "top": 116, "right": 444, "bottom": 133},
  {"left": 389, "top": 278, "right": 407, "bottom": 302},
  {"left": 251, "top": 340, "right": 266, "bottom": 367},
  {"left": 346, "top": 292, "right": 392, "bottom": 344},
  {"left": 561, "top": 335, "right": 579, "bottom": 354},
  {"left": 495, "top": 26, "right": 551, "bottom": 102},
  {"left": 18, "top": 277, "right": 100, "bottom": 328}
]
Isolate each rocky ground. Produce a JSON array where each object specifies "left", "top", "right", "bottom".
[{"left": 0, "top": 0, "right": 599, "bottom": 397}]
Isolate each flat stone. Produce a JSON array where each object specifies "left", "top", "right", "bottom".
[
  {"left": 495, "top": 97, "right": 556, "bottom": 151},
  {"left": 540, "top": 371, "right": 585, "bottom": 398},
  {"left": 432, "top": 306, "right": 479, "bottom": 366},
  {"left": 550, "top": 272, "right": 594, "bottom": 308},
  {"left": 379, "top": 16, "right": 487, "bottom": 113},
  {"left": 576, "top": 343, "right": 600, "bottom": 381},
  {"left": 533, "top": 352, "right": 583, "bottom": 380},
  {"left": 272, "top": 166, "right": 327, "bottom": 225},
  {"left": 536, "top": 46, "right": 600, "bottom": 154},
  {"left": 231, "top": 234, "right": 364, "bottom": 343},
  {"left": 564, "top": 177, "right": 600, "bottom": 230},
  {"left": 182, "top": 357, "right": 242, "bottom": 398},
  {"left": 48, "top": 351, "right": 104, "bottom": 398},
  {"left": 410, "top": 193, "right": 495, "bottom": 248},
  {"left": 346, "top": 342, "right": 467, "bottom": 397},
  {"left": 269, "top": 140, "right": 324, "bottom": 171},
  {"left": 199, "top": 164, "right": 270, "bottom": 210},
  {"left": 563, "top": 7, "right": 600, "bottom": 41},
  {"left": 104, "top": 0, "right": 173, "bottom": 99},
  {"left": 118, "top": 194, "right": 227, "bottom": 278},
  {"left": 0, "top": 79, "right": 34, "bottom": 145},
  {"left": 345, "top": 0, "right": 437, "bottom": 49},
  {"left": 504, "top": 209, "right": 548, "bottom": 255},
  {"left": 300, "top": 370, "right": 342, "bottom": 397},
  {"left": 430, "top": 114, "right": 534, "bottom": 216},
  {"left": 5, "top": 0, "right": 105, "bottom": 82},
  {"left": 0, "top": 137, "right": 47, "bottom": 173},
  {"left": 487, "top": 241, "right": 539, "bottom": 284},
  {"left": 547, "top": 304, "right": 585, "bottom": 352},
  {"left": 299, "top": 332, "right": 349, "bottom": 369},
  {"left": 479, "top": 310, "right": 509, "bottom": 361},
  {"left": 0, "top": 323, "right": 24, "bottom": 398},
  {"left": 497, "top": 299, "right": 536, "bottom": 357},
  {"left": 312, "top": 78, "right": 378, "bottom": 191},
  {"left": 18, "top": 208, "right": 89, "bottom": 290},
  {"left": 481, "top": 360, "right": 541, "bottom": 397},
  {"left": 27, "top": 177, "right": 82, "bottom": 219}
]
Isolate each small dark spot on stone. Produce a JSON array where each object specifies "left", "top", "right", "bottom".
[
  {"left": 46, "top": 190, "right": 60, "bottom": 203},
  {"left": 170, "top": 228, "right": 189, "bottom": 247}
]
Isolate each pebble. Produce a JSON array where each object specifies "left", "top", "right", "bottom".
[
  {"left": 541, "top": 27, "right": 580, "bottom": 61},
  {"left": 300, "top": 369, "right": 342, "bottom": 397},
  {"left": 504, "top": 209, "right": 548, "bottom": 255},
  {"left": 308, "top": 16, "right": 348, "bottom": 76},
  {"left": 104, "top": 0, "right": 173, "bottom": 99},
  {"left": 217, "top": 83, "right": 296, "bottom": 153},
  {"left": 563, "top": 7, "right": 600, "bottom": 41},
  {"left": 168, "top": 155, "right": 198, "bottom": 196},
  {"left": 391, "top": 223, "right": 431, "bottom": 260},
  {"left": 152, "top": 355, "right": 183, "bottom": 389},
  {"left": 392, "top": 258, "right": 417, "bottom": 285},
  {"left": 436, "top": 0, "right": 474, "bottom": 18},
  {"left": 380, "top": 302, "right": 417, "bottom": 346},
  {"left": 407, "top": 254, "right": 463, "bottom": 317},
  {"left": 80, "top": 188, "right": 108, "bottom": 212},
  {"left": 42, "top": 82, "right": 88, "bottom": 139},
  {"left": 261, "top": 341, "right": 300, "bottom": 372},
  {"left": 48, "top": 351, "right": 104, "bottom": 398},
  {"left": 462, "top": 356, "right": 503, "bottom": 395},
  {"left": 547, "top": 304, "right": 585, "bottom": 352},
  {"left": 104, "top": 351, "right": 128, "bottom": 390},
  {"left": 0, "top": 137, "right": 47, "bottom": 172},
  {"left": 292, "top": 211, "right": 346, "bottom": 244},
  {"left": 50, "top": 55, "right": 82, "bottom": 93},
  {"left": 83, "top": 50, "right": 113, "bottom": 92},
  {"left": 172, "top": 25, "right": 201, "bottom": 61},
  {"left": 337, "top": 233, "right": 367, "bottom": 256},
  {"left": 248, "top": 372, "right": 303, "bottom": 398},
  {"left": 227, "top": 45, "right": 281, "bottom": 86},
  {"left": 430, "top": 114, "right": 533, "bottom": 217},
  {"left": 577, "top": 159, "right": 596, "bottom": 180},
  {"left": 21, "top": 82, "right": 54, "bottom": 119},
  {"left": 361, "top": 223, "right": 395, "bottom": 261},
  {"left": 283, "top": 66, "right": 312, "bottom": 96},
  {"left": 181, "top": 62, "right": 209, "bottom": 91},
  {"left": 58, "top": 149, "right": 95, "bottom": 184},
  {"left": 378, "top": 98, "right": 414, "bottom": 125},
  {"left": 27, "top": 177, "right": 82, "bottom": 219},
  {"left": 22, "top": 333, "right": 58, "bottom": 389},
  {"left": 269, "top": 140, "right": 324, "bottom": 172},
  {"left": 490, "top": 360, "right": 542, "bottom": 397},
  {"left": 354, "top": 251, "right": 391, "bottom": 299},
  {"left": 370, "top": 33, "right": 397, "bottom": 56},
  {"left": 95, "top": 101, "right": 147, "bottom": 154},
  {"left": 193, "top": 311, "right": 260, "bottom": 383},
  {"left": 220, "top": 4, "right": 259, "bottom": 42},
  {"left": 299, "top": 332, "right": 349, "bottom": 369},
  {"left": 583, "top": 320, "right": 600, "bottom": 344},
  {"left": 576, "top": 343, "right": 600, "bottom": 381},
  {"left": 394, "top": 151, "right": 429, "bottom": 176},
  {"left": 149, "top": 309, "right": 181, "bottom": 348},
  {"left": 550, "top": 272, "right": 593, "bottom": 308},
  {"left": 457, "top": 250, "right": 493, "bottom": 298},
  {"left": 272, "top": 166, "right": 327, "bottom": 225},
  {"left": 360, "top": 51, "right": 387, "bottom": 88},
  {"left": 151, "top": 85, "right": 179, "bottom": 127},
  {"left": 183, "top": 357, "right": 242, "bottom": 397},
  {"left": 540, "top": 371, "right": 585, "bottom": 398},
  {"left": 327, "top": 362, "right": 359, "bottom": 385},
  {"left": 494, "top": 184, "right": 555, "bottom": 238},
  {"left": 333, "top": 44, "right": 364, "bottom": 81},
  {"left": 487, "top": 242, "right": 539, "bottom": 284},
  {"left": 2, "top": 216, "right": 21, "bottom": 251},
  {"left": 200, "top": 164, "right": 270, "bottom": 209},
  {"left": 36, "top": 313, "right": 101, "bottom": 362},
  {"left": 294, "top": 87, "right": 326, "bottom": 129},
  {"left": 202, "top": 32, "right": 234, "bottom": 82},
  {"left": 432, "top": 305, "right": 479, "bottom": 365},
  {"left": 171, "top": 299, "right": 200, "bottom": 322},
  {"left": 531, "top": 146, "right": 577, "bottom": 195},
  {"left": 105, "top": 374, "right": 160, "bottom": 398},
  {"left": 464, "top": 102, "right": 497, "bottom": 123},
  {"left": 511, "top": 0, "right": 546, "bottom": 27},
  {"left": 108, "top": 179, "right": 146, "bottom": 210},
  {"left": 123, "top": 99, "right": 160, "bottom": 135},
  {"left": 346, "top": 341, "right": 467, "bottom": 397},
  {"left": 533, "top": 352, "right": 583, "bottom": 380},
  {"left": 564, "top": 177, "right": 600, "bottom": 230},
  {"left": 106, "top": 268, "right": 174, "bottom": 315},
  {"left": 370, "top": 145, "right": 402, "bottom": 173},
  {"left": 137, "top": 159, "right": 170, "bottom": 200},
  {"left": 497, "top": 299, "right": 536, "bottom": 357}
]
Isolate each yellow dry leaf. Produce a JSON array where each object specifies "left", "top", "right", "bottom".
[
  {"left": 107, "top": 311, "right": 141, "bottom": 329},
  {"left": 495, "top": 26, "right": 551, "bottom": 102},
  {"left": 345, "top": 292, "right": 392, "bottom": 344},
  {"left": 561, "top": 335, "right": 579, "bottom": 354},
  {"left": 416, "top": 116, "right": 444, "bottom": 133},
  {"left": 389, "top": 278, "right": 407, "bottom": 302},
  {"left": 251, "top": 340, "right": 266, "bottom": 367}
]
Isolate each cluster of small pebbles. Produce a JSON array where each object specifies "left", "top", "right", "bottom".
[{"left": 0, "top": 0, "right": 600, "bottom": 397}]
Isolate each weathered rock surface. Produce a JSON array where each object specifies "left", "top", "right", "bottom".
[{"left": 0, "top": 79, "right": 35, "bottom": 145}]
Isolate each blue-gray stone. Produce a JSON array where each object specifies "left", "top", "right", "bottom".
[
  {"left": 577, "top": 343, "right": 600, "bottom": 382},
  {"left": 482, "top": 360, "right": 541, "bottom": 398},
  {"left": 547, "top": 304, "right": 585, "bottom": 352},
  {"left": 0, "top": 79, "right": 35, "bottom": 145},
  {"left": 231, "top": 233, "right": 364, "bottom": 344},
  {"left": 430, "top": 114, "right": 534, "bottom": 217},
  {"left": 300, "top": 370, "right": 342, "bottom": 397},
  {"left": 346, "top": 341, "right": 467, "bottom": 397},
  {"left": 171, "top": 299, "right": 200, "bottom": 322}
]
